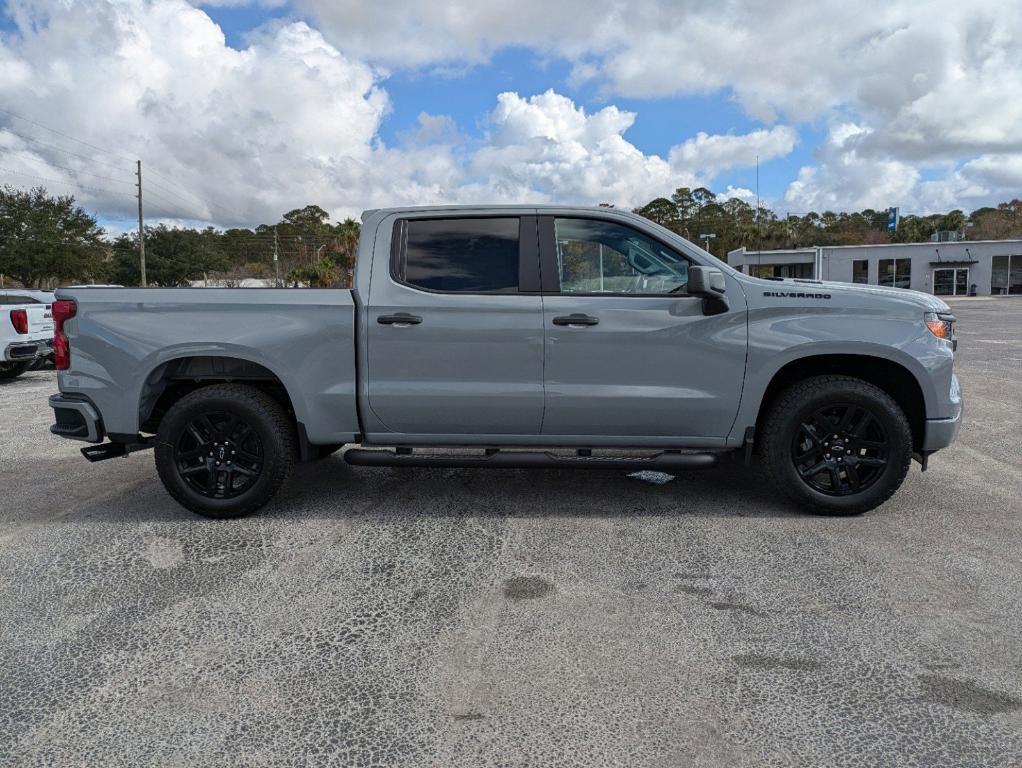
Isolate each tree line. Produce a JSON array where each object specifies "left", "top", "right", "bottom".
[
  {"left": 2, "top": 184, "right": 1021, "bottom": 288},
  {"left": 0, "top": 187, "right": 360, "bottom": 288},
  {"left": 633, "top": 187, "right": 1022, "bottom": 258}
]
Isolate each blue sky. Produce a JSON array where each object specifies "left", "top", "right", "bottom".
[
  {"left": 202, "top": 3, "right": 811, "bottom": 204},
  {"left": 2, "top": 0, "right": 1018, "bottom": 229}
]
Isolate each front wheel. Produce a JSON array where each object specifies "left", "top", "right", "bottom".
[
  {"left": 154, "top": 384, "right": 296, "bottom": 518},
  {"left": 760, "top": 376, "right": 912, "bottom": 515}
]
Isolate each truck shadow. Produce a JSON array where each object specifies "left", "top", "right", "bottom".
[{"left": 275, "top": 456, "right": 802, "bottom": 520}]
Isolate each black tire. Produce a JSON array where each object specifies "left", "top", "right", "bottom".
[
  {"left": 154, "top": 384, "right": 296, "bottom": 518},
  {"left": 760, "top": 375, "right": 912, "bottom": 516},
  {"left": 0, "top": 361, "right": 30, "bottom": 380}
]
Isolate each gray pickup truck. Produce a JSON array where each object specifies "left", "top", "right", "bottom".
[{"left": 47, "top": 206, "right": 962, "bottom": 518}]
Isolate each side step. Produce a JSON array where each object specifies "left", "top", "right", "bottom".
[
  {"left": 343, "top": 449, "right": 718, "bottom": 471},
  {"left": 80, "top": 436, "right": 156, "bottom": 463}
]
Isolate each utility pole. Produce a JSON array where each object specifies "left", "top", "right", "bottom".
[
  {"left": 136, "top": 160, "right": 147, "bottom": 287},
  {"left": 699, "top": 233, "right": 716, "bottom": 255},
  {"left": 273, "top": 227, "right": 280, "bottom": 285},
  {"left": 755, "top": 154, "right": 762, "bottom": 258}
]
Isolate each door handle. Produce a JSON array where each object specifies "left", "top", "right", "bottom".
[
  {"left": 553, "top": 313, "right": 599, "bottom": 327},
  {"left": 378, "top": 313, "right": 422, "bottom": 326}
]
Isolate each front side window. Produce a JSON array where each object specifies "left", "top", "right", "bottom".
[
  {"left": 399, "top": 217, "right": 519, "bottom": 293},
  {"left": 554, "top": 218, "right": 688, "bottom": 295}
]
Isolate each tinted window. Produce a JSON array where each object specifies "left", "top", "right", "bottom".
[
  {"left": 0, "top": 294, "right": 39, "bottom": 304},
  {"left": 554, "top": 218, "right": 688, "bottom": 295},
  {"left": 400, "top": 218, "right": 519, "bottom": 292}
]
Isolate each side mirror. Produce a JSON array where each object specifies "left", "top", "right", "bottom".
[{"left": 687, "top": 266, "right": 729, "bottom": 315}]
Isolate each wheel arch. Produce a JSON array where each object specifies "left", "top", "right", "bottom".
[
  {"left": 138, "top": 355, "right": 300, "bottom": 441},
  {"left": 753, "top": 354, "right": 927, "bottom": 452}
]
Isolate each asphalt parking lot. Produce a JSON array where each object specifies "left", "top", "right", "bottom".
[{"left": 1, "top": 299, "right": 1020, "bottom": 767}]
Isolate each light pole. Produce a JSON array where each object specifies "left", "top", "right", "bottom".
[{"left": 699, "top": 233, "right": 716, "bottom": 255}]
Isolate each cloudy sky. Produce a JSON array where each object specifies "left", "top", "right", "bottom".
[{"left": 1, "top": 0, "right": 1020, "bottom": 230}]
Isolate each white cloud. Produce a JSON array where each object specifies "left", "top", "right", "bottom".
[
  {"left": 294, "top": 0, "right": 1022, "bottom": 211},
  {"left": 467, "top": 91, "right": 794, "bottom": 206},
  {"left": 0, "top": 0, "right": 394, "bottom": 224},
  {"left": 5, "top": 0, "right": 1019, "bottom": 224},
  {"left": 0, "top": 2, "right": 794, "bottom": 225}
]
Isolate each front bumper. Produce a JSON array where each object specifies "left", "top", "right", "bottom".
[
  {"left": 49, "top": 394, "right": 104, "bottom": 443},
  {"left": 4, "top": 339, "right": 53, "bottom": 362},
  {"left": 922, "top": 374, "right": 963, "bottom": 452}
]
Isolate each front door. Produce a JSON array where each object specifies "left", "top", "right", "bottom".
[
  {"left": 538, "top": 216, "right": 747, "bottom": 440},
  {"left": 934, "top": 267, "right": 969, "bottom": 296},
  {"left": 366, "top": 215, "right": 546, "bottom": 436}
]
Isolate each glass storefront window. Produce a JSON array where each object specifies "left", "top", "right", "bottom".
[
  {"left": 992, "top": 255, "right": 1022, "bottom": 295},
  {"left": 852, "top": 260, "right": 869, "bottom": 284},
  {"left": 878, "top": 258, "right": 911, "bottom": 288}
]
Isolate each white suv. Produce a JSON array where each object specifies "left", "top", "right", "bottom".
[{"left": 1, "top": 289, "right": 55, "bottom": 380}]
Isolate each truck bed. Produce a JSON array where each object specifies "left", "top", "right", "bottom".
[{"left": 53, "top": 287, "right": 360, "bottom": 445}]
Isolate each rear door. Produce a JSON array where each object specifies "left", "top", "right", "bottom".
[
  {"left": 538, "top": 215, "right": 746, "bottom": 440},
  {"left": 365, "top": 214, "right": 545, "bottom": 436}
]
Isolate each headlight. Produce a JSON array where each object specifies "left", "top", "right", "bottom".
[{"left": 924, "top": 311, "right": 955, "bottom": 346}]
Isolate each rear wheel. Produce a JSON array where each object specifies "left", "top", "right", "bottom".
[
  {"left": 0, "top": 361, "right": 30, "bottom": 380},
  {"left": 760, "top": 376, "right": 912, "bottom": 515},
  {"left": 154, "top": 384, "right": 296, "bottom": 518}
]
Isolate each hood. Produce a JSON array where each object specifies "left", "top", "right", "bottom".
[{"left": 743, "top": 275, "right": 950, "bottom": 313}]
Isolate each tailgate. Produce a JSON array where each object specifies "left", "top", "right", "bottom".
[{"left": 22, "top": 304, "right": 55, "bottom": 338}]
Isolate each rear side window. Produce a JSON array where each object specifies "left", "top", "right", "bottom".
[
  {"left": 0, "top": 294, "right": 39, "bottom": 304},
  {"left": 397, "top": 218, "right": 520, "bottom": 293}
]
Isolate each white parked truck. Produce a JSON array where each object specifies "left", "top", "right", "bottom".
[{"left": 0, "top": 289, "right": 54, "bottom": 379}]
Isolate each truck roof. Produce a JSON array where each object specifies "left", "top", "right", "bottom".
[{"left": 362, "top": 204, "right": 632, "bottom": 221}]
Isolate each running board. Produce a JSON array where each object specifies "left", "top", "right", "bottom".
[
  {"left": 343, "top": 449, "right": 718, "bottom": 471},
  {"left": 80, "top": 436, "right": 156, "bottom": 463}
]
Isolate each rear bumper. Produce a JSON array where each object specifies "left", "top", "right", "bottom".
[
  {"left": 4, "top": 339, "right": 53, "bottom": 362},
  {"left": 49, "top": 394, "right": 104, "bottom": 443}
]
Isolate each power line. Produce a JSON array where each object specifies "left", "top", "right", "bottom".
[
  {"left": 1, "top": 107, "right": 248, "bottom": 225},
  {"left": 142, "top": 187, "right": 208, "bottom": 220},
  {"left": 143, "top": 167, "right": 247, "bottom": 223},
  {"left": 0, "top": 107, "right": 137, "bottom": 163},
  {"left": 10, "top": 158, "right": 135, "bottom": 187},
  {"left": 0, "top": 127, "right": 134, "bottom": 172},
  {"left": 0, "top": 168, "right": 137, "bottom": 198}
]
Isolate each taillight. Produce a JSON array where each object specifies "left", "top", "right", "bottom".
[
  {"left": 10, "top": 309, "right": 28, "bottom": 335},
  {"left": 52, "top": 299, "right": 77, "bottom": 370}
]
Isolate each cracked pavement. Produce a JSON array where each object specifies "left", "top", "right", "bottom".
[{"left": 1, "top": 299, "right": 1020, "bottom": 766}]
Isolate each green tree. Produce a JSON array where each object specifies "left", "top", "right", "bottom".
[
  {"left": 109, "top": 224, "right": 228, "bottom": 286},
  {"left": 0, "top": 186, "right": 108, "bottom": 287},
  {"left": 287, "top": 257, "right": 339, "bottom": 287}
]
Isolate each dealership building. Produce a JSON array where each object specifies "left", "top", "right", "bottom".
[{"left": 726, "top": 240, "right": 1022, "bottom": 297}]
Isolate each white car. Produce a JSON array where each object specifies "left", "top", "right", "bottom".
[{"left": 1, "top": 289, "right": 56, "bottom": 379}]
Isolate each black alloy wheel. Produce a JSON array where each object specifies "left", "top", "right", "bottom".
[
  {"left": 155, "top": 384, "right": 296, "bottom": 518},
  {"left": 791, "top": 403, "right": 889, "bottom": 496},
  {"left": 174, "top": 412, "right": 264, "bottom": 500},
  {"left": 760, "top": 375, "right": 912, "bottom": 516}
]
